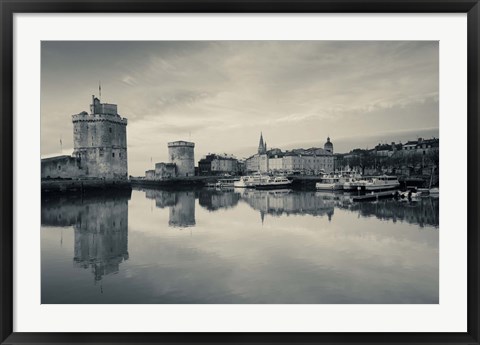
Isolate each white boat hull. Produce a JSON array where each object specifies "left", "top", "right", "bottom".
[
  {"left": 316, "top": 182, "right": 343, "bottom": 190},
  {"left": 256, "top": 182, "right": 292, "bottom": 190},
  {"left": 365, "top": 183, "right": 400, "bottom": 191}
]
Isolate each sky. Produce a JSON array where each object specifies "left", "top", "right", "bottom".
[{"left": 41, "top": 41, "right": 439, "bottom": 176}]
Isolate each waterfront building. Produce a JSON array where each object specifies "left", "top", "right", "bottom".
[
  {"left": 155, "top": 162, "right": 177, "bottom": 180},
  {"left": 198, "top": 153, "right": 239, "bottom": 176},
  {"left": 245, "top": 133, "right": 270, "bottom": 173},
  {"left": 402, "top": 137, "right": 439, "bottom": 155},
  {"left": 145, "top": 170, "right": 155, "bottom": 180},
  {"left": 245, "top": 133, "right": 335, "bottom": 174},
  {"left": 41, "top": 95, "right": 128, "bottom": 180}
]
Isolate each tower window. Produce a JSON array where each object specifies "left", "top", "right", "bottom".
[
  {"left": 112, "top": 152, "right": 115, "bottom": 158},
  {"left": 109, "top": 128, "right": 112, "bottom": 133}
]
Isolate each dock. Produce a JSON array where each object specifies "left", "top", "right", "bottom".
[{"left": 352, "top": 190, "right": 397, "bottom": 202}]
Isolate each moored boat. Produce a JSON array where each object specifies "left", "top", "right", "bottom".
[
  {"left": 316, "top": 175, "right": 345, "bottom": 190},
  {"left": 255, "top": 176, "right": 292, "bottom": 190},
  {"left": 233, "top": 174, "right": 268, "bottom": 188},
  {"left": 364, "top": 175, "right": 400, "bottom": 191},
  {"left": 215, "top": 178, "right": 240, "bottom": 188}
]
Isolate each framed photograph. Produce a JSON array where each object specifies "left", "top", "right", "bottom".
[{"left": 1, "top": 1, "right": 479, "bottom": 344}]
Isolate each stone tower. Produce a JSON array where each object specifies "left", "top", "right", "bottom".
[
  {"left": 72, "top": 95, "right": 128, "bottom": 179},
  {"left": 168, "top": 140, "right": 195, "bottom": 177}
]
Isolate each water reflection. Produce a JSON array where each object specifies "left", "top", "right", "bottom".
[
  {"left": 145, "top": 189, "right": 196, "bottom": 227},
  {"left": 141, "top": 188, "right": 438, "bottom": 228},
  {"left": 241, "top": 189, "right": 335, "bottom": 221},
  {"left": 342, "top": 197, "right": 439, "bottom": 228},
  {"left": 41, "top": 188, "right": 439, "bottom": 303},
  {"left": 41, "top": 190, "right": 131, "bottom": 281},
  {"left": 198, "top": 189, "right": 240, "bottom": 211}
]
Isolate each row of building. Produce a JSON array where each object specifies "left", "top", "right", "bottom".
[
  {"left": 145, "top": 133, "right": 336, "bottom": 180},
  {"left": 40, "top": 93, "right": 336, "bottom": 181},
  {"left": 40, "top": 94, "right": 438, "bottom": 181},
  {"left": 243, "top": 133, "right": 335, "bottom": 175}
]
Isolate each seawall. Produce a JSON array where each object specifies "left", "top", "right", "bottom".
[{"left": 41, "top": 179, "right": 132, "bottom": 194}]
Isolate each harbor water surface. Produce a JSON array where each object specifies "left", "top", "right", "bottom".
[{"left": 41, "top": 188, "right": 439, "bottom": 304}]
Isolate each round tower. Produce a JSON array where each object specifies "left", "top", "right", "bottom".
[
  {"left": 168, "top": 141, "right": 195, "bottom": 177},
  {"left": 72, "top": 95, "right": 128, "bottom": 179},
  {"left": 324, "top": 137, "right": 333, "bottom": 154}
]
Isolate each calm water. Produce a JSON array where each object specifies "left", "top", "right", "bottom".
[{"left": 41, "top": 188, "right": 439, "bottom": 304}]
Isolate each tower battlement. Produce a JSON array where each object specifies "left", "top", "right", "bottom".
[
  {"left": 71, "top": 95, "right": 128, "bottom": 180},
  {"left": 168, "top": 141, "right": 195, "bottom": 148},
  {"left": 90, "top": 95, "right": 119, "bottom": 116},
  {"left": 72, "top": 113, "right": 128, "bottom": 125}
]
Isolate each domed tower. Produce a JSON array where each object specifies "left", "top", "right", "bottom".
[
  {"left": 72, "top": 95, "right": 128, "bottom": 179},
  {"left": 324, "top": 137, "right": 333, "bottom": 154}
]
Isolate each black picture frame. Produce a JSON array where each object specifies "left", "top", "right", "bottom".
[{"left": 1, "top": 1, "right": 479, "bottom": 344}]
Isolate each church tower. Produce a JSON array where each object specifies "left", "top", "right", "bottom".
[{"left": 258, "top": 132, "right": 266, "bottom": 154}]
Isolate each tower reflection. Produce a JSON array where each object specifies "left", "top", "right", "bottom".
[
  {"left": 41, "top": 190, "right": 131, "bottom": 281},
  {"left": 145, "top": 189, "right": 196, "bottom": 227}
]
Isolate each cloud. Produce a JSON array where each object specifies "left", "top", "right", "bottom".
[{"left": 41, "top": 41, "right": 439, "bottom": 176}]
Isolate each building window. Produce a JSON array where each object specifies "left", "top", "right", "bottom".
[
  {"left": 109, "top": 127, "right": 112, "bottom": 133},
  {"left": 119, "top": 153, "right": 122, "bottom": 158},
  {"left": 112, "top": 152, "right": 115, "bottom": 158}
]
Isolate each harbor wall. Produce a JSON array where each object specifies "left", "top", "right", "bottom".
[{"left": 41, "top": 179, "right": 132, "bottom": 194}]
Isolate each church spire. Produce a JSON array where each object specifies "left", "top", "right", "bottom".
[{"left": 258, "top": 132, "right": 266, "bottom": 154}]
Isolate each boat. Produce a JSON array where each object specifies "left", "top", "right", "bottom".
[
  {"left": 255, "top": 176, "right": 292, "bottom": 190},
  {"left": 364, "top": 175, "right": 400, "bottom": 191},
  {"left": 344, "top": 179, "right": 369, "bottom": 191},
  {"left": 233, "top": 174, "right": 269, "bottom": 188},
  {"left": 342, "top": 173, "right": 367, "bottom": 191},
  {"left": 315, "top": 175, "right": 345, "bottom": 190},
  {"left": 215, "top": 178, "right": 239, "bottom": 188}
]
